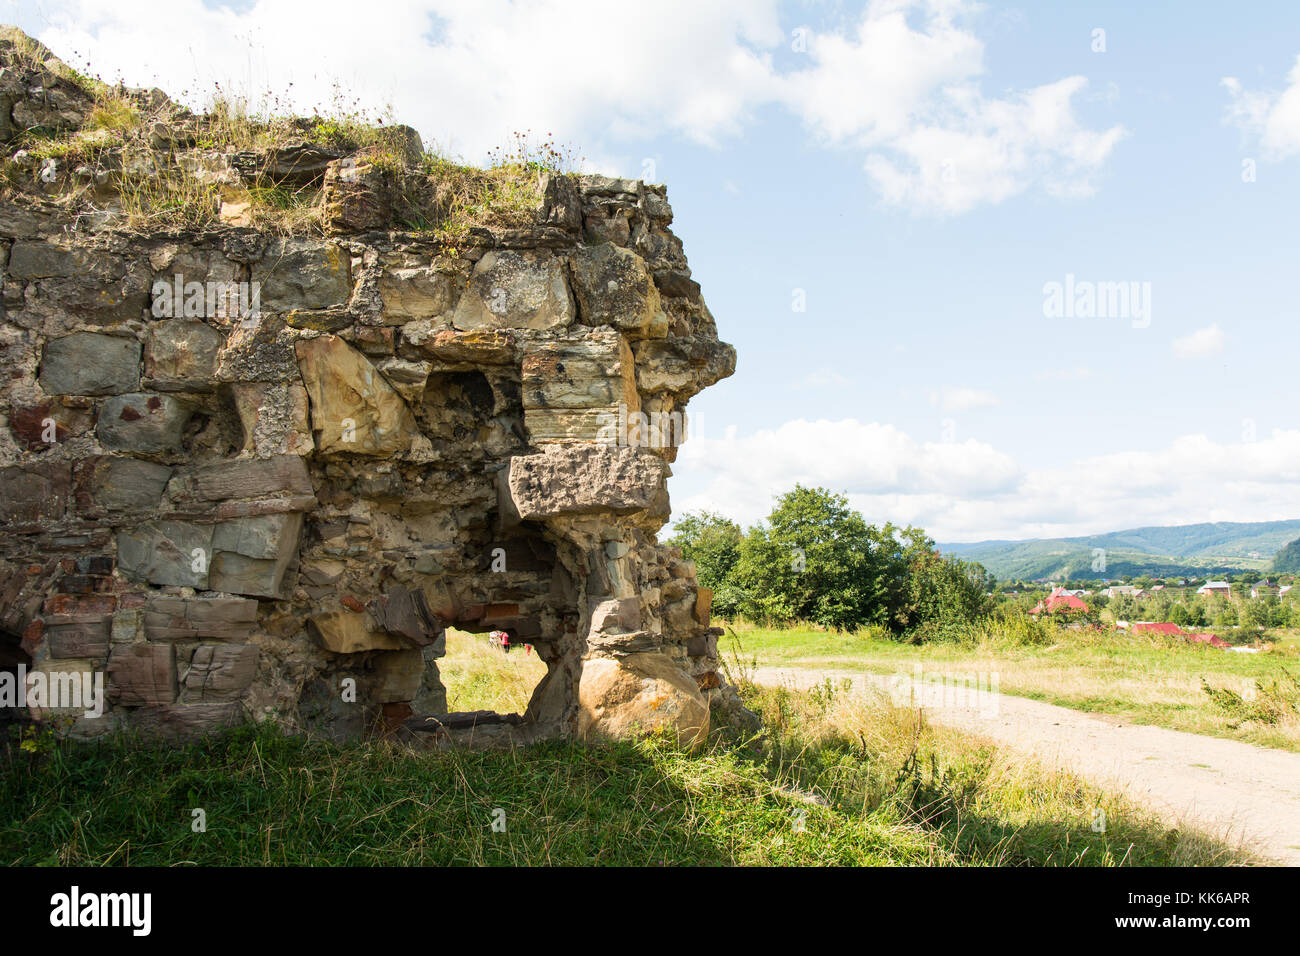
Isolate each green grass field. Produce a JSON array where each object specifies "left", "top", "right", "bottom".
[
  {"left": 1, "top": 677, "right": 1255, "bottom": 866},
  {"left": 727, "top": 623, "right": 1300, "bottom": 752}
]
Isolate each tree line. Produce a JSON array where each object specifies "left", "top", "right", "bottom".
[{"left": 666, "top": 485, "right": 995, "bottom": 634}]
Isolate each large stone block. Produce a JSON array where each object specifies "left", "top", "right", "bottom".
[
  {"left": 128, "top": 702, "right": 242, "bottom": 739},
  {"left": 143, "top": 319, "right": 224, "bottom": 390},
  {"left": 378, "top": 259, "right": 463, "bottom": 322},
  {"left": 451, "top": 250, "right": 573, "bottom": 332},
  {"left": 40, "top": 332, "right": 140, "bottom": 396},
  {"left": 117, "top": 520, "right": 213, "bottom": 588},
  {"left": 44, "top": 615, "right": 111, "bottom": 659},
  {"left": 223, "top": 382, "right": 313, "bottom": 457},
  {"left": 570, "top": 242, "right": 664, "bottom": 337},
  {"left": 209, "top": 512, "right": 303, "bottom": 598},
  {"left": 182, "top": 644, "right": 259, "bottom": 702},
  {"left": 143, "top": 596, "right": 258, "bottom": 641},
  {"left": 296, "top": 334, "right": 414, "bottom": 455},
  {"left": 254, "top": 239, "right": 351, "bottom": 311},
  {"left": 520, "top": 329, "right": 639, "bottom": 443},
  {"left": 96, "top": 393, "right": 195, "bottom": 455},
  {"left": 107, "top": 643, "right": 177, "bottom": 707},
  {"left": 507, "top": 445, "right": 670, "bottom": 520},
  {"left": 8, "top": 241, "right": 121, "bottom": 279},
  {"left": 76, "top": 457, "right": 172, "bottom": 513},
  {"left": 307, "top": 609, "right": 405, "bottom": 654},
  {"left": 577, "top": 652, "right": 708, "bottom": 749},
  {"left": 363, "top": 649, "right": 423, "bottom": 704},
  {"left": 420, "top": 329, "right": 515, "bottom": 365},
  {"left": 168, "top": 455, "right": 313, "bottom": 503},
  {"left": 0, "top": 462, "right": 70, "bottom": 524}
]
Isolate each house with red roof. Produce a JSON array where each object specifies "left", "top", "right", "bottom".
[
  {"left": 1134, "top": 621, "right": 1185, "bottom": 636},
  {"left": 1031, "top": 587, "right": 1089, "bottom": 615}
]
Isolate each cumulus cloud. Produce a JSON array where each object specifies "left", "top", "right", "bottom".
[
  {"left": 1223, "top": 55, "right": 1300, "bottom": 160},
  {"left": 29, "top": 0, "right": 1124, "bottom": 214},
  {"left": 1172, "top": 323, "right": 1226, "bottom": 359},
  {"left": 673, "top": 419, "right": 1300, "bottom": 541},
  {"left": 782, "top": 3, "right": 1125, "bottom": 214}
]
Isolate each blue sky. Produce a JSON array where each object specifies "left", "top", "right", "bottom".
[{"left": 11, "top": 0, "right": 1300, "bottom": 541}]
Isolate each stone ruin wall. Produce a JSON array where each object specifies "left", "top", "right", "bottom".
[{"left": 0, "top": 31, "right": 745, "bottom": 747}]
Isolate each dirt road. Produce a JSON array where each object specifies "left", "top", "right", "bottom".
[{"left": 754, "top": 666, "right": 1300, "bottom": 865}]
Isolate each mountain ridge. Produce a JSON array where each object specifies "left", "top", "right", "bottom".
[{"left": 939, "top": 519, "right": 1300, "bottom": 580}]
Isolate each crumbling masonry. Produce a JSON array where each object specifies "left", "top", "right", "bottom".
[{"left": 0, "top": 29, "right": 746, "bottom": 746}]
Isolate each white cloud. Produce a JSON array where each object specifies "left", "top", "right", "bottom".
[
  {"left": 781, "top": 3, "right": 1125, "bottom": 214},
  {"left": 28, "top": 0, "right": 1124, "bottom": 214},
  {"left": 1223, "top": 55, "right": 1300, "bottom": 160},
  {"left": 929, "top": 386, "right": 999, "bottom": 412},
  {"left": 673, "top": 419, "right": 1300, "bottom": 541},
  {"left": 1172, "top": 323, "right": 1226, "bottom": 359}
]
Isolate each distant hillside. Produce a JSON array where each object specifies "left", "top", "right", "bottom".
[
  {"left": 940, "top": 519, "right": 1300, "bottom": 581},
  {"left": 1273, "top": 536, "right": 1300, "bottom": 574}
]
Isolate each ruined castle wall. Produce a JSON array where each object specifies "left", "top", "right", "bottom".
[{"left": 0, "top": 32, "right": 742, "bottom": 745}]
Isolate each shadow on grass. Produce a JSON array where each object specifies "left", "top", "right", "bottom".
[{"left": 0, "top": 725, "right": 731, "bottom": 866}]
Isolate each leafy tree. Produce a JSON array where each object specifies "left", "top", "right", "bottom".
[
  {"left": 902, "top": 546, "right": 996, "bottom": 629},
  {"left": 664, "top": 511, "right": 742, "bottom": 592},
  {"left": 730, "top": 486, "right": 908, "bottom": 631}
]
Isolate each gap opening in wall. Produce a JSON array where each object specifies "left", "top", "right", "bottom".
[
  {"left": 439, "top": 626, "right": 547, "bottom": 717},
  {"left": 0, "top": 627, "right": 30, "bottom": 728}
]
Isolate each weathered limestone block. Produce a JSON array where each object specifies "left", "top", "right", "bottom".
[
  {"left": 40, "top": 332, "right": 141, "bottom": 396},
  {"left": 116, "top": 520, "right": 212, "bottom": 588},
  {"left": 307, "top": 609, "right": 405, "bottom": 653},
  {"left": 143, "top": 596, "right": 258, "bottom": 641},
  {"left": 694, "top": 587, "right": 713, "bottom": 625},
  {"left": 295, "top": 334, "right": 415, "bottom": 455},
  {"left": 451, "top": 250, "right": 573, "bottom": 332},
  {"left": 108, "top": 643, "right": 177, "bottom": 707},
  {"left": 632, "top": 337, "right": 736, "bottom": 398},
  {"left": 224, "top": 382, "right": 313, "bottom": 457},
  {"left": 213, "top": 318, "right": 301, "bottom": 384},
  {"left": 167, "top": 455, "right": 313, "bottom": 504},
  {"left": 412, "top": 644, "right": 448, "bottom": 715},
  {"left": 368, "top": 586, "right": 444, "bottom": 647},
  {"left": 418, "top": 329, "right": 516, "bottom": 365},
  {"left": 520, "top": 329, "right": 638, "bottom": 443},
  {"left": 76, "top": 457, "right": 172, "bottom": 513},
  {"left": 379, "top": 258, "right": 464, "bottom": 322},
  {"left": 8, "top": 241, "right": 121, "bottom": 280},
  {"left": 577, "top": 652, "right": 709, "bottom": 749},
  {"left": 570, "top": 242, "right": 665, "bottom": 338},
  {"left": 209, "top": 512, "right": 303, "bottom": 598},
  {"left": 96, "top": 393, "right": 195, "bottom": 455},
  {"left": 508, "top": 445, "right": 670, "bottom": 520},
  {"left": 322, "top": 150, "right": 394, "bottom": 233},
  {"left": 44, "top": 615, "right": 111, "bottom": 659},
  {"left": 182, "top": 644, "right": 259, "bottom": 702},
  {"left": 254, "top": 239, "right": 351, "bottom": 311},
  {"left": 143, "top": 319, "right": 224, "bottom": 390},
  {"left": 0, "top": 461, "right": 70, "bottom": 524}
]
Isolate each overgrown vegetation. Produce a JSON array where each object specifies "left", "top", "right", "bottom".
[
  {"left": 0, "top": 37, "right": 584, "bottom": 240},
  {"left": 1202, "top": 667, "right": 1300, "bottom": 726}
]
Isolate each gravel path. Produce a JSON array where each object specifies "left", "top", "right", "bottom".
[{"left": 753, "top": 665, "right": 1300, "bottom": 865}]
